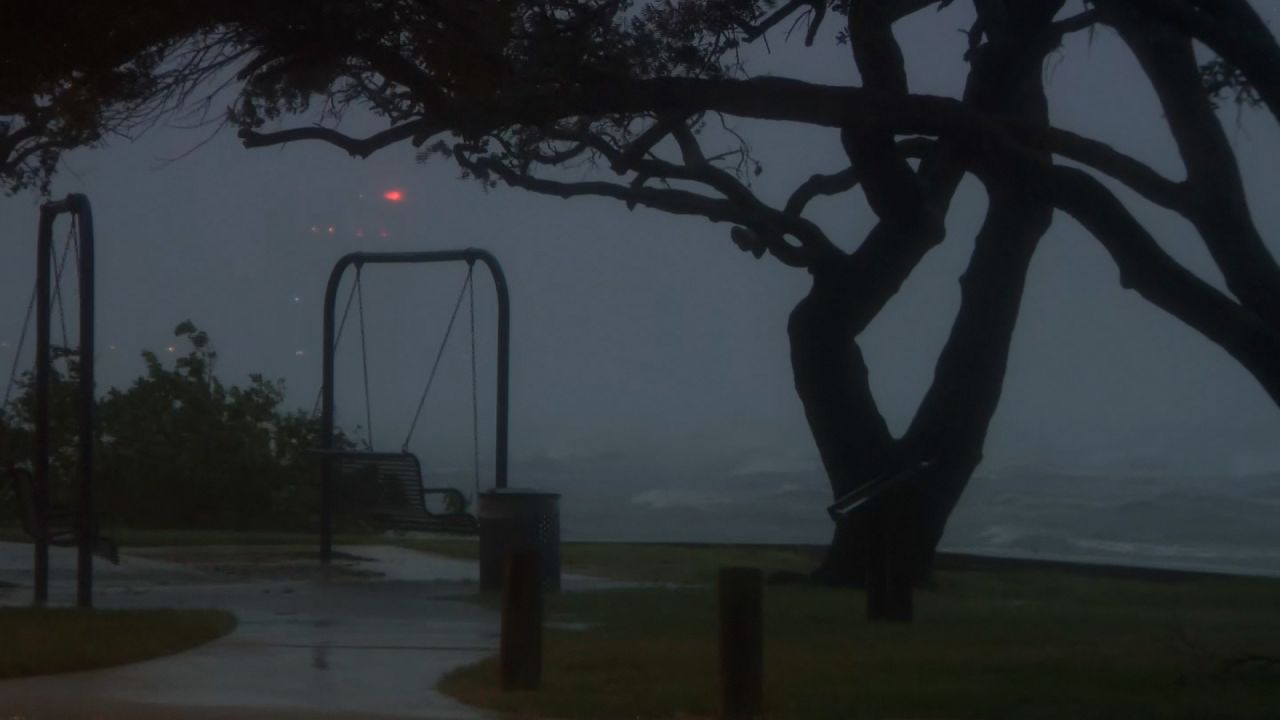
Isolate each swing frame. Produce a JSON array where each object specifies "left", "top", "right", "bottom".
[
  {"left": 33, "top": 193, "right": 98, "bottom": 607},
  {"left": 319, "top": 249, "right": 511, "bottom": 565}
]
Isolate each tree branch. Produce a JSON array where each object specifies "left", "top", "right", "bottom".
[
  {"left": 1052, "top": 165, "right": 1280, "bottom": 404},
  {"left": 459, "top": 151, "right": 813, "bottom": 268},
  {"left": 785, "top": 167, "right": 860, "bottom": 216},
  {"left": 550, "top": 125, "right": 841, "bottom": 259},
  {"left": 1094, "top": 0, "right": 1280, "bottom": 124},
  {"left": 1050, "top": 9, "right": 1099, "bottom": 37},
  {"left": 1041, "top": 126, "right": 1190, "bottom": 212},
  {"left": 1109, "top": 13, "right": 1280, "bottom": 325},
  {"left": 237, "top": 120, "right": 435, "bottom": 158}
]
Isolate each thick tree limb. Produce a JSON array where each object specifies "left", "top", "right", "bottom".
[
  {"left": 785, "top": 167, "right": 859, "bottom": 216},
  {"left": 1111, "top": 14, "right": 1280, "bottom": 325},
  {"left": 1094, "top": 0, "right": 1280, "bottom": 123},
  {"left": 1052, "top": 165, "right": 1280, "bottom": 404},
  {"left": 849, "top": 0, "right": 910, "bottom": 96},
  {"left": 905, "top": 182, "right": 1051, "bottom": 454},
  {"left": 1041, "top": 126, "right": 1190, "bottom": 211}
]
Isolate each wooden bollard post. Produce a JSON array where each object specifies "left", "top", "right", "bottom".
[
  {"left": 718, "top": 567, "right": 763, "bottom": 720},
  {"left": 865, "top": 509, "right": 889, "bottom": 621},
  {"left": 500, "top": 551, "right": 542, "bottom": 691}
]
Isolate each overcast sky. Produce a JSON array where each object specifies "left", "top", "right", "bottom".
[{"left": 2, "top": 1, "right": 1279, "bottom": 484}]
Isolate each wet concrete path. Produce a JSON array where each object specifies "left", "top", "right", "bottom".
[{"left": 0, "top": 543, "right": 507, "bottom": 719}]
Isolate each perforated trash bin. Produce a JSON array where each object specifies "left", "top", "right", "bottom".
[{"left": 478, "top": 489, "right": 561, "bottom": 592}]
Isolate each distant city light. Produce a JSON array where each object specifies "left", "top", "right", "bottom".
[
  {"left": 292, "top": 295, "right": 302, "bottom": 304},
  {"left": 295, "top": 350, "right": 306, "bottom": 357},
  {"left": 327, "top": 225, "right": 336, "bottom": 234},
  {"left": 355, "top": 228, "right": 365, "bottom": 238},
  {"left": 166, "top": 345, "right": 176, "bottom": 353},
  {"left": 383, "top": 189, "right": 404, "bottom": 202},
  {"left": 379, "top": 228, "right": 389, "bottom": 238}
]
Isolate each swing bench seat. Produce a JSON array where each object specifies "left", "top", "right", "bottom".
[
  {"left": 4, "top": 466, "right": 119, "bottom": 564},
  {"left": 318, "top": 450, "right": 479, "bottom": 534}
]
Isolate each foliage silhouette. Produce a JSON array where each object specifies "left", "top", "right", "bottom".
[{"left": 2, "top": 321, "right": 355, "bottom": 532}]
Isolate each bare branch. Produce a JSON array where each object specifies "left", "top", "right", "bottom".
[
  {"left": 548, "top": 125, "right": 840, "bottom": 258},
  {"left": 786, "top": 167, "right": 860, "bottom": 216},
  {"left": 1108, "top": 13, "right": 1280, "bottom": 324},
  {"left": 1050, "top": 9, "right": 1100, "bottom": 37},
  {"left": 1052, "top": 164, "right": 1280, "bottom": 404},
  {"left": 238, "top": 120, "right": 435, "bottom": 158},
  {"left": 457, "top": 149, "right": 819, "bottom": 268},
  {"left": 1093, "top": 0, "right": 1280, "bottom": 124},
  {"left": 1041, "top": 127, "right": 1190, "bottom": 212}
]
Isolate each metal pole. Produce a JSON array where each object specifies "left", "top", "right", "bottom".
[
  {"left": 33, "top": 207, "right": 53, "bottom": 606},
  {"left": 70, "top": 194, "right": 95, "bottom": 608},
  {"left": 319, "top": 255, "right": 351, "bottom": 566},
  {"left": 473, "top": 250, "right": 511, "bottom": 489}
]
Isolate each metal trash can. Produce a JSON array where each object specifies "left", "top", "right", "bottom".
[{"left": 479, "top": 489, "right": 561, "bottom": 592}]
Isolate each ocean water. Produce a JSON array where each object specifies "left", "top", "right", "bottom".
[{"left": 445, "top": 455, "right": 1280, "bottom": 578}]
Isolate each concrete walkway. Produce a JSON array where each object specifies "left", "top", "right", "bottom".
[{"left": 0, "top": 542, "right": 515, "bottom": 719}]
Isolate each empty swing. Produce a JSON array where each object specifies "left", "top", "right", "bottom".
[{"left": 316, "top": 259, "right": 483, "bottom": 535}]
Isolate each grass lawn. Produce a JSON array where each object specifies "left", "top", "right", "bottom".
[
  {"left": 0, "top": 607, "right": 236, "bottom": 678},
  {"left": 440, "top": 566, "right": 1280, "bottom": 719},
  {"left": 5, "top": 527, "right": 1278, "bottom": 717}
]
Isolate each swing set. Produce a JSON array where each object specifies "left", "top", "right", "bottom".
[
  {"left": 2, "top": 194, "right": 115, "bottom": 608},
  {"left": 2, "top": 195, "right": 515, "bottom": 595},
  {"left": 315, "top": 250, "right": 511, "bottom": 565}
]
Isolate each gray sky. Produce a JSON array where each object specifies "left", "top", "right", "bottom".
[{"left": 2, "top": 1, "right": 1279, "bottom": 485}]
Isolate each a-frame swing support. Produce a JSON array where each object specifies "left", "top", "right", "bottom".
[
  {"left": 319, "top": 250, "right": 510, "bottom": 565},
  {"left": 34, "top": 193, "right": 96, "bottom": 607}
]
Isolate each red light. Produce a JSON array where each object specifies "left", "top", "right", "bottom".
[{"left": 383, "top": 189, "right": 404, "bottom": 202}]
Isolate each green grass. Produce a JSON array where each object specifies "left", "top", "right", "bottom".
[
  {"left": 440, "top": 567, "right": 1280, "bottom": 720},
  {"left": 0, "top": 607, "right": 237, "bottom": 678}
]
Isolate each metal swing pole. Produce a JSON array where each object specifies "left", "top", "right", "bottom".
[
  {"left": 319, "top": 249, "right": 510, "bottom": 566},
  {"left": 33, "top": 193, "right": 96, "bottom": 607}
]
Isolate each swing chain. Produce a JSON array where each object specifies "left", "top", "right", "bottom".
[
  {"left": 355, "top": 263, "right": 375, "bottom": 450},
  {"left": 310, "top": 261, "right": 364, "bottom": 419},
  {"left": 3, "top": 216, "right": 78, "bottom": 412},
  {"left": 468, "top": 259, "right": 480, "bottom": 502},
  {"left": 401, "top": 261, "right": 475, "bottom": 453}
]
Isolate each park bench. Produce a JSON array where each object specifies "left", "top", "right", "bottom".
[{"left": 319, "top": 450, "right": 478, "bottom": 534}]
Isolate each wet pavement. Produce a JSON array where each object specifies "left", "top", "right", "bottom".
[{"left": 0, "top": 542, "right": 513, "bottom": 719}]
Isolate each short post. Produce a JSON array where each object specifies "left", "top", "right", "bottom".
[
  {"left": 867, "top": 508, "right": 914, "bottom": 623},
  {"left": 865, "top": 509, "right": 888, "bottom": 621},
  {"left": 500, "top": 551, "right": 542, "bottom": 691},
  {"left": 718, "top": 566, "right": 763, "bottom": 720}
]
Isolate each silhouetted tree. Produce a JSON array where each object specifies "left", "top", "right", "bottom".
[{"left": 5, "top": 1, "right": 1280, "bottom": 617}]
